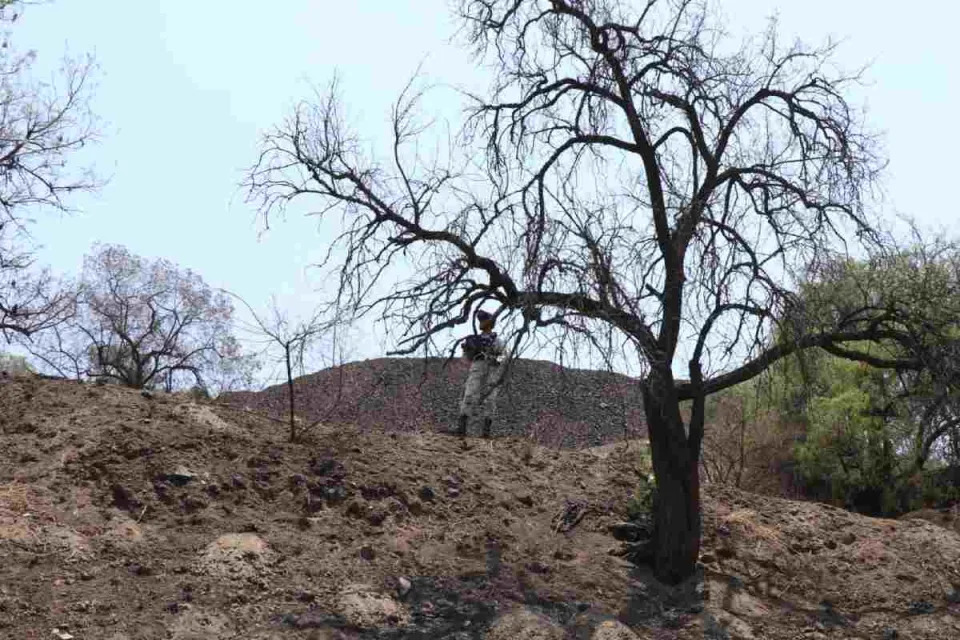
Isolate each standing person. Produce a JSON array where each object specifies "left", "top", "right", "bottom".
[{"left": 456, "top": 309, "right": 504, "bottom": 439}]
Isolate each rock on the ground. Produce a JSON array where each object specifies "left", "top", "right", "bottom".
[
  {"left": 608, "top": 522, "right": 651, "bottom": 542},
  {"left": 164, "top": 466, "right": 197, "bottom": 486},
  {"left": 338, "top": 583, "right": 409, "bottom": 629},
  {"left": 168, "top": 607, "right": 233, "bottom": 640},
  {"left": 196, "top": 533, "right": 272, "bottom": 580},
  {"left": 485, "top": 607, "right": 564, "bottom": 640},
  {"left": 591, "top": 619, "right": 644, "bottom": 639}
]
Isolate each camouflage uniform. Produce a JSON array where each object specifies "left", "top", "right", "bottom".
[{"left": 458, "top": 332, "right": 504, "bottom": 433}]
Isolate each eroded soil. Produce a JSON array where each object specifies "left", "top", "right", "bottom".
[{"left": 1, "top": 375, "right": 959, "bottom": 639}]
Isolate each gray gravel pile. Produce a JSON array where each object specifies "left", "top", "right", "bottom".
[{"left": 221, "top": 357, "right": 646, "bottom": 448}]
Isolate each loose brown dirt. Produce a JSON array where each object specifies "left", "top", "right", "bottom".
[{"left": 1, "top": 374, "right": 959, "bottom": 639}]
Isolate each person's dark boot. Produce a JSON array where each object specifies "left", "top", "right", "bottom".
[
  {"left": 455, "top": 414, "right": 468, "bottom": 438},
  {"left": 482, "top": 418, "right": 493, "bottom": 439}
]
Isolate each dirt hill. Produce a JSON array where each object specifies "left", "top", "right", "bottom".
[
  {"left": 222, "top": 357, "right": 647, "bottom": 447},
  {"left": 2, "top": 374, "right": 960, "bottom": 639}
]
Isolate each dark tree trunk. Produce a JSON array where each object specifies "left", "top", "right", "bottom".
[
  {"left": 642, "top": 374, "right": 702, "bottom": 585},
  {"left": 285, "top": 343, "right": 296, "bottom": 442}
]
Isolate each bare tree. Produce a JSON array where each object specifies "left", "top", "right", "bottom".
[
  {"left": 1, "top": 236, "right": 77, "bottom": 339},
  {"left": 246, "top": 0, "right": 942, "bottom": 583},
  {"left": 227, "top": 293, "right": 345, "bottom": 442},
  {"left": 28, "top": 244, "right": 257, "bottom": 392},
  {"left": 0, "top": 1, "right": 98, "bottom": 342}
]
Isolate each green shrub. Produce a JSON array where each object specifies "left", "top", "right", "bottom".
[
  {"left": 0, "top": 352, "right": 33, "bottom": 375},
  {"left": 627, "top": 473, "right": 657, "bottom": 521}
]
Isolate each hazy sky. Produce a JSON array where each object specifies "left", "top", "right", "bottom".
[{"left": 13, "top": 0, "right": 960, "bottom": 374}]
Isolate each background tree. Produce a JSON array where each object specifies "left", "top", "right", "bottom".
[
  {"left": 0, "top": 0, "right": 97, "bottom": 342},
  {"left": 247, "top": 0, "right": 939, "bottom": 583},
  {"left": 0, "top": 349, "right": 32, "bottom": 374},
  {"left": 28, "top": 244, "right": 256, "bottom": 393},
  {"left": 228, "top": 293, "right": 345, "bottom": 442},
  {"left": 699, "top": 242, "right": 960, "bottom": 514},
  {"left": 699, "top": 381, "right": 795, "bottom": 493},
  {"left": 776, "top": 243, "right": 960, "bottom": 513}
]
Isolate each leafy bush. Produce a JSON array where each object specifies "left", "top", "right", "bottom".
[
  {"left": 626, "top": 447, "right": 657, "bottom": 521},
  {"left": 626, "top": 473, "right": 657, "bottom": 521},
  {"left": 0, "top": 352, "right": 33, "bottom": 375}
]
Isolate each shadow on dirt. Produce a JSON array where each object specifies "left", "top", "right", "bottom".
[{"left": 275, "top": 555, "right": 707, "bottom": 639}]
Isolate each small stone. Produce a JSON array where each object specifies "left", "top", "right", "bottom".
[
  {"left": 367, "top": 510, "right": 387, "bottom": 526},
  {"left": 323, "top": 485, "right": 348, "bottom": 504},
  {"left": 182, "top": 495, "right": 208, "bottom": 513},
  {"left": 418, "top": 486, "right": 436, "bottom": 502},
  {"left": 716, "top": 546, "right": 736, "bottom": 559},
  {"left": 296, "top": 590, "right": 316, "bottom": 603},
  {"left": 447, "top": 487, "right": 461, "bottom": 498},
  {"left": 908, "top": 600, "right": 935, "bottom": 615},
  {"left": 444, "top": 475, "right": 462, "bottom": 487},
  {"left": 310, "top": 457, "right": 339, "bottom": 476},
  {"left": 164, "top": 466, "right": 196, "bottom": 486},
  {"left": 111, "top": 484, "right": 142, "bottom": 512},
  {"left": 840, "top": 532, "right": 856, "bottom": 545},
  {"left": 518, "top": 494, "right": 534, "bottom": 507},
  {"left": 359, "top": 545, "right": 376, "bottom": 561},
  {"left": 608, "top": 522, "right": 649, "bottom": 542},
  {"left": 52, "top": 629, "right": 74, "bottom": 640},
  {"left": 397, "top": 577, "right": 412, "bottom": 597},
  {"left": 823, "top": 539, "right": 837, "bottom": 550},
  {"left": 591, "top": 619, "right": 641, "bottom": 639}
]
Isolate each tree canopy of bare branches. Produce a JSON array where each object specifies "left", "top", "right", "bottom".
[
  {"left": 0, "top": 0, "right": 98, "bottom": 342},
  {"left": 228, "top": 293, "right": 346, "bottom": 442},
  {"left": 245, "top": 0, "right": 944, "bottom": 583},
  {"left": 28, "top": 244, "right": 256, "bottom": 393}
]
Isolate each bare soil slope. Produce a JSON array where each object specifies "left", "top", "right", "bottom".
[
  {"left": 221, "top": 358, "right": 647, "bottom": 448},
  {"left": 2, "top": 375, "right": 959, "bottom": 639}
]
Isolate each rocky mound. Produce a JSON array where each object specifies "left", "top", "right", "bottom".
[
  {"left": 2, "top": 374, "right": 959, "bottom": 639},
  {"left": 222, "top": 357, "right": 647, "bottom": 447}
]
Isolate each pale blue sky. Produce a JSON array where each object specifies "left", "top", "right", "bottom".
[{"left": 13, "top": 0, "right": 960, "bottom": 373}]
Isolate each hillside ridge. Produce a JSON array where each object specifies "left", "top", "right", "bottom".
[{"left": 1, "top": 375, "right": 959, "bottom": 638}]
